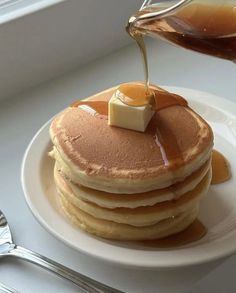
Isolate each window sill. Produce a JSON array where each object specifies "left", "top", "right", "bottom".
[
  {"left": 0, "top": 0, "right": 63, "bottom": 25},
  {"left": 0, "top": 0, "right": 142, "bottom": 101}
]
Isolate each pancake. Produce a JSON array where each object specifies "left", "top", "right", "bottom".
[
  {"left": 50, "top": 84, "right": 213, "bottom": 194},
  {"left": 59, "top": 193, "right": 199, "bottom": 240},
  {"left": 55, "top": 165, "right": 211, "bottom": 227},
  {"left": 55, "top": 158, "right": 211, "bottom": 209},
  {"left": 49, "top": 83, "right": 214, "bottom": 240}
]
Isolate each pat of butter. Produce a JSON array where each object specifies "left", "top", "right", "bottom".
[{"left": 108, "top": 91, "right": 155, "bottom": 132}]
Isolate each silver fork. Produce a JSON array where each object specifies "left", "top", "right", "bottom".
[{"left": 0, "top": 210, "right": 123, "bottom": 293}]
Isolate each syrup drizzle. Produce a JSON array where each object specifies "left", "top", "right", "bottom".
[
  {"left": 150, "top": 116, "right": 184, "bottom": 168},
  {"left": 154, "top": 134, "right": 169, "bottom": 167}
]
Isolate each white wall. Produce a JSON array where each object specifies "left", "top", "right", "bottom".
[{"left": 0, "top": 0, "right": 143, "bottom": 100}]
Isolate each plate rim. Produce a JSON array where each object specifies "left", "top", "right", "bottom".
[{"left": 21, "top": 86, "right": 236, "bottom": 269}]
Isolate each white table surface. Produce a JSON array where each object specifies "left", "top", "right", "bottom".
[{"left": 0, "top": 39, "right": 235, "bottom": 293}]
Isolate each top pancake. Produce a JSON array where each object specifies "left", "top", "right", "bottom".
[{"left": 50, "top": 85, "right": 213, "bottom": 193}]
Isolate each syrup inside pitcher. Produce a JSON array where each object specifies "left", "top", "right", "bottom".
[{"left": 127, "top": 0, "right": 236, "bottom": 88}]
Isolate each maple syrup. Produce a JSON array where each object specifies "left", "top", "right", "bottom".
[
  {"left": 142, "top": 219, "right": 207, "bottom": 248},
  {"left": 72, "top": 84, "right": 188, "bottom": 112},
  {"left": 211, "top": 149, "right": 231, "bottom": 184},
  {"left": 126, "top": 26, "right": 150, "bottom": 92},
  {"left": 127, "top": 30, "right": 150, "bottom": 90}
]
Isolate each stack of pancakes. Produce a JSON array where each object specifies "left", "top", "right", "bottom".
[{"left": 49, "top": 86, "right": 213, "bottom": 241}]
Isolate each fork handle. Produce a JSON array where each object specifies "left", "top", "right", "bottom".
[{"left": 8, "top": 245, "right": 122, "bottom": 293}]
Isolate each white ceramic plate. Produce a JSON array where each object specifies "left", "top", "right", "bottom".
[{"left": 21, "top": 87, "right": 236, "bottom": 269}]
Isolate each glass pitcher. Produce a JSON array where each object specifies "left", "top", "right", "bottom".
[{"left": 128, "top": 0, "right": 236, "bottom": 61}]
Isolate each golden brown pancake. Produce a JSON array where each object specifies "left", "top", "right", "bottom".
[
  {"left": 55, "top": 164, "right": 211, "bottom": 227},
  {"left": 55, "top": 158, "right": 211, "bottom": 209},
  {"left": 49, "top": 83, "right": 214, "bottom": 241},
  {"left": 59, "top": 192, "right": 200, "bottom": 240},
  {"left": 50, "top": 85, "right": 213, "bottom": 194}
]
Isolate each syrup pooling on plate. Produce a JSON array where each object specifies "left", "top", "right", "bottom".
[
  {"left": 211, "top": 149, "right": 231, "bottom": 184},
  {"left": 141, "top": 219, "right": 207, "bottom": 248}
]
